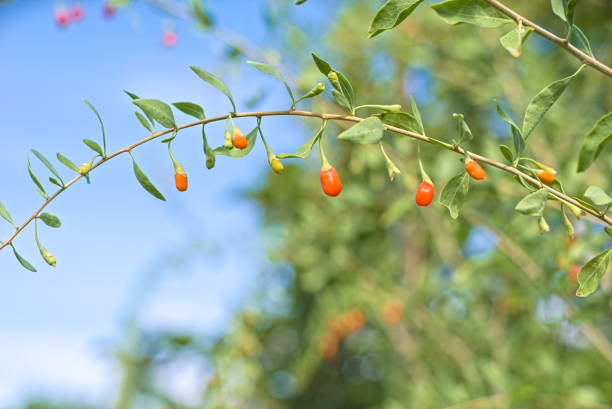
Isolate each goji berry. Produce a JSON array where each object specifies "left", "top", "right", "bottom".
[
  {"left": 537, "top": 169, "right": 555, "bottom": 184},
  {"left": 465, "top": 158, "right": 486, "bottom": 180},
  {"left": 232, "top": 128, "right": 248, "bottom": 150},
  {"left": 415, "top": 181, "right": 434, "bottom": 206},
  {"left": 175, "top": 171, "right": 188, "bottom": 192},
  {"left": 319, "top": 167, "right": 342, "bottom": 197}
]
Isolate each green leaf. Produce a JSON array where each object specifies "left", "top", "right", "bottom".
[
  {"left": 39, "top": 212, "right": 61, "bottom": 228},
  {"left": 522, "top": 65, "right": 584, "bottom": 139},
  {"left": 30, "top": 149, "right": 63, "bottom": 184},
  {"left": 214, "top": 127, "right": 258, "bottom": 158},
  {"left": 499, "top": 144, "right": 514, "bottom": 162},
  {"left": 295, "top": 0, "right": 308, "bottom": 4},
  {"left": 172, "top": 102, "right": 205, "bottom": 120},
  {"left": 439, "top": 172, "right": 470, "bottom": 219},
  {"left": 191, "top": 0, "right": 212, "bottom": 29},
  {"left": 570, "top": 25, "right": 593, "bottom": 56},
  {"left": 431, "top": 0, "right": 512, "bottom": 28},
  {"left": 331, "top": 90, "right": 352, "bottom": 113},
  {"left": 584, "top": 186, "right": 612, "bottom": 208},
  {"left": 278, "top": 125, "right": 324, "bottom": 159},
  {"left": 56, "top": 153, "right": 79, "bottom": 173},
  {"left": 189, "top": 65, "right": 236, "bottom": 112},
  {"left": 499, "top": 22, "right": 533, "bottom": 57},
  {"left": 202, "top": 126, "right": 216, "bottom": 169},
  {"left": 124, "top": 90, "right": 140, "bottom": 100},
  {"left": 550, "top": 0, "right": 568, "bottom": 22},
  {"left": 27, "top": 158, "right": 46, "bottom": 196},
  {"left": 83, "top": 139, "right": 103, "bottom": 156},
  {"left": 11, "top": 245, "right": 37, "bottom": 272},
  {"left": 515, "top": 189, "right": 549, "bottom": 217},
  {"left": 338, "top": 117, "right": 384, "bottom": 144},
  {"left": 48, "top": 177, "right": 62, "bottom": 188},
  {"left": 496, "top": 102, "right": 524, "bottom": 156},
  {"left": 132, "top": 99, "right": 176, "bottom": 129},
  {"left": 379, "top": 111, "right": 420, "bottom": 133},
  {"left": 131, "top": 156, "right": 166, "bottom": 201},
  {"left": 577, "top": 111, "right": 611, "bottom": 172},
  {"left": 409, "top": 96, "right": 425, "bottom": 135},
  {"left": 311, "top": 54, "right": 354, "bottom": 108},
  {"left": 34, "top": 226, "right": 56, "bottom": 267},
  {"left": 84, "top": 100, "right": 107, "bottom": 155},
  {"left": 135, "top": 112, "right": 153, "bottom": 132},
  {"left": 368, "top": 0, "right": 426, "bottom": 38},
  {"left": 576, "top": 248, "right": 612, "bottom": 297},
  {"left": 0, "top": 201, "right": 14, "bottom": 226},
  {"left": 452, "top": 113, "right": 473, "bottom": 144},
  {"left": 247, "top": 61, "right": 294, "bottom": 103}
]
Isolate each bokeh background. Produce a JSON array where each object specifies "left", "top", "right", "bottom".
[{"left": 0, "top": 1, "right": 611, "bottom": 408}]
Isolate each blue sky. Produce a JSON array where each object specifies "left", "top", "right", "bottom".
[{"left": 0, "top": 1, "right": 331, "bottom": 405}]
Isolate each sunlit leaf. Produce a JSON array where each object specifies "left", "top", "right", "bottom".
[
  {"left": 83, "top": 139, "right": 103, "bottom": 156},
  {"left": 278, "top": 124, "right": 324, "bottom": 159},
  {"left": 440, "top": 173, "right": 470, "bottom": 219},
  {"left": 84, "top": 99, "right": 107, "bottom": 155},
  {"left": 379, "top": 111, "right": 420, "bottom": 133},
  {"left": 0, "top": 201, "right": 14, "bottom": 226},
  {"left": 584, "top": 186, "right": 612, "bottom": 208},
  {"left": 132, "top": 99, "right": 176, "bottom": 129},
  {"left": 56, "top": 153, "right": 79, "bottom": 173},
  {"left": 368, "top": 0, "right": 425, "bottom": 38},
  {"left": 499, "top": 22, "right": 533, "bottom": 57},
  {"left": 11, "top": 244, "right": 37, "bottom": 272},
  {"left": 247, "top": 61, "right": 294, "bottom": 103},
  {"left": 515, "top": 189, "right": 548, "bottom": 217},
  {"left": 39, "top": 212, "right": 61, "bottom": 228},
  {"left": 31, "top": 149, "right": 63, "bottom": 184},
  {"left": 577, "top": 111, "right": 611, "bottom": 172},
  {"left": 172, "top": 102, "right": 205, "bottom": 120},
  {"left": 131, "top": 156, "right": 166, "bottom": 201},
  {"left": 431, "top": 0, "right": 512, "bottom": 28},
  {"left": 27, "top": 158, "right": 46, "bottom": 196},
  {"left": 189, "top": 65, "right": 236, "bottom": 112},
  {"left": 338, "top": 117, "right": 384, "bottom": 144}
]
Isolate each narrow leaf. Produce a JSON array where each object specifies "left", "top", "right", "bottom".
[
  {"left": 409, "top": 96, "right": 425, "bottom": 135},
  {"left": 576, "top": 248, "right": 612, "bottom": 297},
  {"left": 452, "top": 113, "right": 473, "bottom": 144},
  {"left": 368, "top": 0, "right": 426, "bottom": 38},
  {"left": 27, "top": 158, "right": 46, "bottom": 196},
  {"left": 499, "top": 144, "right": 514, "bottom": 162},
  {"left": 515, "top": 189, "right": 549, "bottom": 216},
  {"left": 11, "top": 245, "right": 37, "bottom": 272},
  {"left": 577, "top": 111, "right": 611, "bottom": 172},
  {"left": 83, "top": 139, "right": 104, "bottom": 156},
  {"left": 39, "top": 212, "right": 61, "bottom": 228},
  {"left": 172, "top": 102, "right": 205, "bottom": 120},
  {"left": 247, "top": 61, "right": 294, "bottom": 103},
  {"left": 338, "top": 117, "right": 385, "bottom": 144},
  {"left": 496, "top": 102, "right": 524, "bottom": 156},
  {"left": 550, "top": 0, "right": 567, "bottom": 22},
  {"left": 31, "top": 149, "right": 63, "bottom": 183},
  {"left": 522, "top": 65, "right": 584, "bottom": 139},
  {"left": 135, "top": 112, "right": 153, "bottom": 132},
  {"left": 570, "top": 25, "right": 593, "bottom": 56},
  {"left": 132, "top": 99, "right": 176, "bottom": 129},
  {"left": 0, "top": 201, "right": 14, "bottom": 226},
  {"left": 56, "top": 153, "right": 79, "bottom": 172},
  {"left": 380, "top": 143, "right": 401, "bottom": 180},
  {"left": 439, "top": 172, "right": 470, "bottom": 219},
  {"left": 131, "top": 157, "right": 166, "bottom": 201},
  {"left": 48, "top": 177, "right": 62, "bottom": 188},
  {"left": 189, "top": 65, "right": 236, "bottom": 112},
  {"left": 431, "top": 0, "right": 512, "bottom": 28},
  {"left": 84, "top": 99, "right": 107, "bottom": 155},
  {"left": 278, "top": 125, "right": 324, "bottom": 159}
]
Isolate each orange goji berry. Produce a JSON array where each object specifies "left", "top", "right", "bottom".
[
  {"left": 319, "top": 167, "right": 342, "bottom": 197},
  {"left": 568, "top": 265, "right": 580, "bottom": 283},
  {"left": 381, "top": 300, "right": 405, "bottom": 325},
  {"left": 342, "top": 309, "right": 366, "bottom": 335},
  {"left": 232, "top": 128, "right": 248, "bottom": 150},
  {"left": 536, "top": 169, "right": 555, "bottom": 184},
  {"left": 175, "top": 171, "right": 188, "bottom": 192},
  {"left": 465, "top": 159, "right": 486, "bottom": 180},
  {"left": 415, "top": 181, "right": 434, "bottom": 207}
]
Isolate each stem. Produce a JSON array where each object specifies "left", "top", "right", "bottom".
[
  {"left": 0, "top": 109, "right": 610, "bottom": 251},
  {"left": 482, "top": 0, "right": 612, "bottom": 77}
]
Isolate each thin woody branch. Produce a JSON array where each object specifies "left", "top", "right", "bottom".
[
  {"left": 482, "top": 0, "right": 612, "bottom": 77},
  {"left": 1, "top": 109, "right": 610, "bottom": 252}
]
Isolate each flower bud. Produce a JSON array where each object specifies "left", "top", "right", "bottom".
[
  {"left": 224, "top": 130, "right": 233, "bottom": 149},
  {"left": 78, "top": 162, "right": 92, "bottom": 176},
  {"left": 270, "top": 157, "right": 284, "bottom": 174},
  {"left": 42, "top": 249, "right": 56, "bottom": 267},
  {"left": 327, "top": 71, "right": 341, "bottom": 90},
  {"left": 538, "top": 216, "right": 550, "bottom": 234}
]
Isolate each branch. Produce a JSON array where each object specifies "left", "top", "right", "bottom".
[
  {"left": 1, "top": 109, "right": 610, "bottom": 252},
  {"left": 482, "top": 0, "right": 612, "bottom": 77}
]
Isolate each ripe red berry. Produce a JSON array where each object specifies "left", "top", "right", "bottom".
[
  {"left": 465, "top": 159, "right": 486, "bottom": 180},
  {"left": 320, "top": 167, "right": 342, "bottom": 197},
  {"left": 102, "top": 3, "right": 115, "bottom": 18},
  {"left": 54, "top": 9, "right": 70, "bottom": 27},
  {"left": 162, "top": 30, "right": 177, "bottom": 48},
  {"left": 415, "top": 181, "right": 434, "bottom": 206},
  {"left": 232, "top": 128, "right": 248, "bottom": 150},
  {"left": 536, "top": 169, "right": 555, "bottom": 184},
  {"left": 175, "top": 172, "right": 188, "bottom": 192},
  {"left": 70, "top": 4, "right": 84, "bottom": 21}
]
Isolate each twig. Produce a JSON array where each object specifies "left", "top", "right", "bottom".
[
  {"left": 1, "top": 109, "right": 610, "bottom": 252},
  {"left": 482, "top": 0, "right": 612, "bottom": 77}
]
